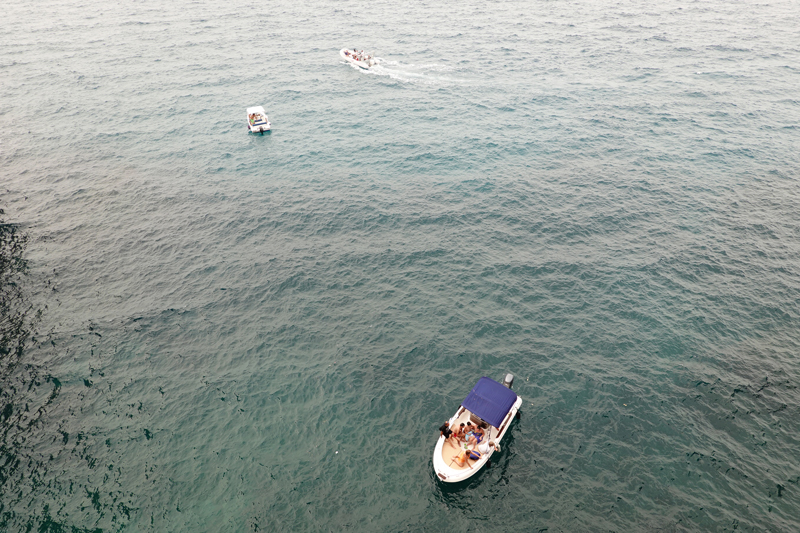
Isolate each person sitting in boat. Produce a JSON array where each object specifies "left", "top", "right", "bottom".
[
  {"left": 453, "top": 422, "right": 467, "bottom": 442},
  {"left": 463, "top": 421, "right": 474, "bottom": 438},
  {"left": 465, "top": 423, "right": 485, "bottom": 447},
  {"left": 466, "top": 440, "right": 499, "bottom": 462},
  {"left": 477, "top": 439, "right": 500, "bottom": 455},
  {"left": 249, "top": 114, "right": 255, "bottom": 125},
  {"left": 454, "top": 447, "right": 474, "bottom": 469}
]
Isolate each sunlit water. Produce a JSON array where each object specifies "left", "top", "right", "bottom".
[{"left": 2, "top": 0, "right": 800, "bottom": 530}]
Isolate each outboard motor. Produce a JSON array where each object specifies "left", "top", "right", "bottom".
[{"left": 502, "top": 373, "right": 514, "bottom": 389}]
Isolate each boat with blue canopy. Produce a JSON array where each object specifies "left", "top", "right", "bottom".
[{"left": 433, "top": 374, "right": 522, "bottom": 483}]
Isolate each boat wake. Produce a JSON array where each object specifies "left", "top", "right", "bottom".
[{"left": 349, "top": 59, "right": 465, "bottom": 85}]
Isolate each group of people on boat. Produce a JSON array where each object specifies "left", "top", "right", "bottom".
[
  {"left": 344, "top": 49, "right": 371, "bottom": 63},
  {"left": 438, "top": 419, "right": 500, "bottom": 468},
  {"left": 248, "top": 113, "right": 265, "bottom": 125}
]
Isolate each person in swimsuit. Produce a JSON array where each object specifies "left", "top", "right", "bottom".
[
  {"left": 453, "top": 447, "right": 473, "bottom": 468},
  {"left": 466, "top": 423, "right": 486, "bottom": 447},
  {"left": 454, "top": 423, "right": 467, "bottom": 442},
  {"left": 468, "top": 439, "right": 498, "bottom": 461},
  {"left": 463, "top": 421, "right": 475, "bottom": 443}
]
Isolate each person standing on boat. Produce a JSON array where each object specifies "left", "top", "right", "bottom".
[{"left": 438, "top": 421, "right": 457, "bottom": 448}]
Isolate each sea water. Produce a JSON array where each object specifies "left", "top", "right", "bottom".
[{"left": 2, "top": 0, "right": 800, "bottom": 530}]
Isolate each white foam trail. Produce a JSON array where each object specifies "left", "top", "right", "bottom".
[{"left": 350, "top": 59, "right": 466, "bottom": 85}]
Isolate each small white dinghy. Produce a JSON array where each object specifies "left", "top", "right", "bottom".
[
  {"left": 340, "top": 48, "right": 376, "bottom": 69},
  {"left": 433, "top": 374, "right": 522, "bottom": 483},
  {"left": 247, "top": 106, "right": 271, "bottom": 134}
]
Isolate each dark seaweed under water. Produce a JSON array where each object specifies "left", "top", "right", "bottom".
[{"left": 2, "top": 0, "right": 800, "bottom": 531}]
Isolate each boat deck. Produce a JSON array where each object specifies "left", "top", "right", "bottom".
[{"left": 440, "top": 409, "right": 496, "bottom": 470}]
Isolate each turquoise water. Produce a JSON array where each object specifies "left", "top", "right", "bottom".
[{"left": 2, "top": 0, "right": 800, "bottom": 530}]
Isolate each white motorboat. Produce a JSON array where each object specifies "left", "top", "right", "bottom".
[
  {"left": 433, "top": 374, "right": 522, "bottom": 483},
  {"left": 340, "top": 48, "right": 376, "bottom": 69},
  {"left": 247, "top": 106, "right": 271, "bottom": 134}
]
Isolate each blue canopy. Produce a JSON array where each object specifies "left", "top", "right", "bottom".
[{"left": 461, "top": 377, "right": 518, "bottom": 428}]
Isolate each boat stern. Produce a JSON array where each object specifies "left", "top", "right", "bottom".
[{"left": 250, "top": 120, "right": 270, "bottom": 133}]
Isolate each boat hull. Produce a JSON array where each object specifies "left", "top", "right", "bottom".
[{"left": 248, "top": 122, "right": 271, "bottom": 133}]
